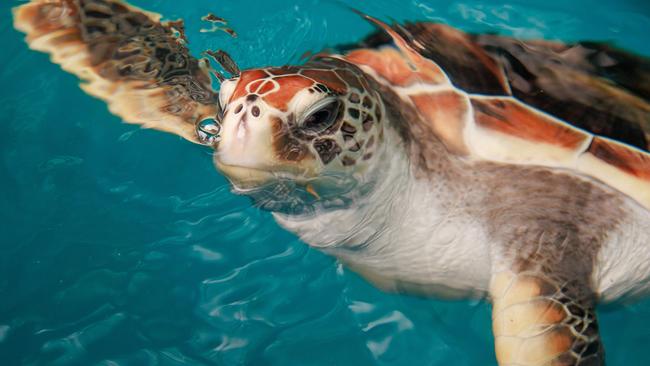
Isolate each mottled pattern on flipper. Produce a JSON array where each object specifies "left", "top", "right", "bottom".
[
  {"left": 481, "top": 167, "right": 625, "bottom": 365},
  {"left": 491, "top": 271, "right": 603, "bottom": 366},
  {"left": 13, "top": 0, "right": 219, "bottom": 143}
]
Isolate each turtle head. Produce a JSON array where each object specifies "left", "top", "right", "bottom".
[{"left": 210, "top": 61, "right": 386, "bottom": 211}]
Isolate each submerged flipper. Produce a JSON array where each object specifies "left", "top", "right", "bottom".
[{"left": 13, "top": 0, "right": 219, "bottom": 143}]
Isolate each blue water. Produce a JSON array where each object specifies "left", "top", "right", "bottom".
[{"left": 1, "top": 0, "right": 649, "bottom": 365}]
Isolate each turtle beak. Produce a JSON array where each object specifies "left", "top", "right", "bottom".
[{"left": 212, "top": 97, "right": 279, "bottom": 187}]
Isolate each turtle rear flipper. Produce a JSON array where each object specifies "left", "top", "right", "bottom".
[{"left": 13, "top": 0, "right": 219, "bottom": 143}]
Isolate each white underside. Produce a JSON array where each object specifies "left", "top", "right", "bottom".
[
  {"left": 595, "top": 199, "right": 650, "bottom": 302},
  {"left": 274, "top": 131, "right": 493, "bottom": 299},
  {"left": 274, "top": 130, "right": 650, "bottom": 302}
]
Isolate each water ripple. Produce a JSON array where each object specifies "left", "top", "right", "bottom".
[{"left": 1, "top": 0, "right": 649, "bottom": 365}]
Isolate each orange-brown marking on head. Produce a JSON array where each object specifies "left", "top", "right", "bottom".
[
  {"left": 335, "top": 68, "right": 364, "bottom": 91},
  {"left": 471, "top": 98, "right": 590, "bottom": 150},
  {"left": 587, "top": 137, "right": 650, "bottom": 180},
  {"left": 263, "top": 75, "right": 315, "bottom": 111},
  {"left": 230, "top": 69, "right": 268, "bottom": 101},
  {"left": 410, "top": 91, "right": 470, "bottom": 154},
  {"left": 247, "top": 79, "right": 265, "bottom": 93},
  {"left": 301, "top": 69, "right": 348, "bottom": 94},
  {"left": 257, "top": 80, "right": 276, "bottom": 94},
  {"left": 228, "top": 66, "right": 361, "bottom": 112}
]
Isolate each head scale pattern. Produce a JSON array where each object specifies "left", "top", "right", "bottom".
[{"left": 219, "top": 57, "right": 385, "bottom": 171}]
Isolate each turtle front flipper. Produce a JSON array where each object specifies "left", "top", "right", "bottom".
[
  {"left": 490, "top": 270, "right": 603, "bottom": 365},
  {"left": 13, "top": 0, "right": 219, "bottom": 143}
]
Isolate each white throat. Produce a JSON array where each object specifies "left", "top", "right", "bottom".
[{"left": 273, "top": 128, "right": 493, "bottom": 298}]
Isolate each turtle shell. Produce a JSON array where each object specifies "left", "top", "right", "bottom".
[{"left": 341, "top": 16, "right": 650, "bottom": 209}]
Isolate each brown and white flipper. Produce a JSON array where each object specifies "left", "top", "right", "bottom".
[
  {"left": 491, "top": 270, "right": 603, "bottom": 366},
  {"left": 13, "top": 0, "right": 219, "bottom": 143}
]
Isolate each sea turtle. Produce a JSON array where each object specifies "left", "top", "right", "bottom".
[{"left": 13, "top": 1, "right": 650, "bottom": 365}]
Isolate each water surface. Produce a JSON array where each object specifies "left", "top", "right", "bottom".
[{"left": 1, "top": 0, "right": 649, "bottom": 365}]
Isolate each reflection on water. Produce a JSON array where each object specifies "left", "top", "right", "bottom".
[{"left": 1, "top": 0, "right": 649, "bottom": 365}]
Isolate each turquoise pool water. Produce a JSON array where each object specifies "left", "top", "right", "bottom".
[{"left": 1, "top": 0, "right": 649, "bottom": 365}]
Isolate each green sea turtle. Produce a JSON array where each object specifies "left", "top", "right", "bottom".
[{"left": 13, "top": 1, "right": 650, "bottom": 364}]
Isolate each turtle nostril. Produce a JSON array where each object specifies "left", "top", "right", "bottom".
[
  {"left": 251, "top": 106, "right": 261, "bottom": 117},
  {"left": 234, "top": 104, "right": 243, "bottom": 114}
]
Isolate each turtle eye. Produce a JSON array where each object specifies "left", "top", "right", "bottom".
[{"left": 302, "top": 100, "right": 340, "bottom": 133}]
